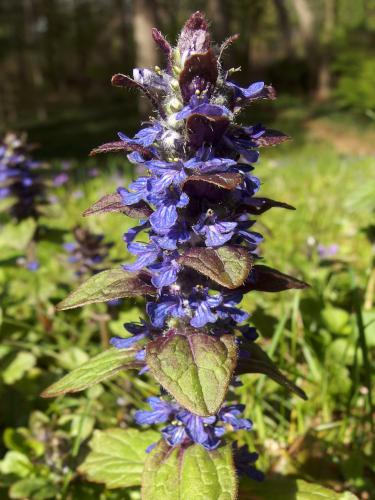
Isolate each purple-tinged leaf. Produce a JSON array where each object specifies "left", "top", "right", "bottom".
[
  {"left": 178, "top": 11, "right": 211, "bottom": 58},
  {"left": 83, "top": 192, "right": 153, "bottom": 218},
  {"left": 254, "top": 129, "right": 290, "bottom": 147},
  {"left": 218, "top": 34, "right": 240, "bottom": 61},
  {"left": 178, "top": 246, "right": 253, "bottom": 289},
  {"left": 179, "top": 50, "right": 218, "bottom": 103},
  {"left": 146, "top": 330, "right": 237, "bottom": 416},
  {"left": 56, "top": 268, "right": 156, "bottom": 310},
  {"left": 239, "top": 265, "right": 309, "bottom": 293},
  {"left": 183, "top": 172, "right": 243, "bottom": 192},
  {"left": 152, "top": 28, "right": 173, "bottom": 73},
  {"left": 239, "top": 197, "right": 295, "bottom": 216},
  {"left": 111, "top": 73, "right": 165, "bottom": 116},
  {"left": 142, "top": 441, "right": 237, "bottom": 500},
  {"left": 41, "top": 348, "right": 142, "bottom": 398},
  {"left": 237, "top": 340, "right": 307, "bottom": 400},
  {"left": 89, "top": 140, "right": 155, "bottom": 159},
  {"left": 187, "top": 114, "right": 230, "bottom": 149}
]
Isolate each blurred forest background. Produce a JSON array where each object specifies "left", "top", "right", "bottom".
[
  {"left": 1, "top": 0, "right": 375, "bottom": 157},
  {"left": 0, "top": 1, "right": 375, "bottom": 499}
]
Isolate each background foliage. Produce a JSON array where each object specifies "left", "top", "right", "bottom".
[{"left": 0, "top": 0, "right": 374, "bottom": 499}]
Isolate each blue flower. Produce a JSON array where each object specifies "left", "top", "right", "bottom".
[
  {"left": 226, "top": 80, "right": 265, "bottom": 99},
  {"left": 146, "top": 292, "right": 185, "bottom": 328},
  {"left": 118, "top": 177, "right": 150, "bottom": 205},
  {"left": 189, "top": 287, "right": 222, "bottom": 328},
  {"left": 216, "top": 292, "right": 249, "bottom": 324},
  {"left": 193, "top": 211, "right": 238, "bottom": 247},
  {"left": 123, "top": 241, "right": 160, "bottom": 272},
  {"left": 218, "top": 405, "right": 252, "bottom": 430},
  {"left": 148, "top": 252, "right": 181, "bottom": 288},
  {"left": 233, "top": 443, "right": 264, "bottom": 481},
  {"left": 152, "top": 222, "right": 190, "bottom": 250},
  {"left": 110, "top": 320, "right": 151, "bottom": 349},
  {"left": 176, "top": 95, "right": 230, "bottom": 121},
  {"left": 118, "top": 123, "right": 163, "bottom": 148},
  {"left": 136, "top": 397, "right": 252, "bottom": 451},
  {"left": 135, "top": 397, "right": 176, "bottom": 425},
  {"left": 149, "top": 189, "right": 189, "bottom": 234},
  {"left": 145, "top": 159, "right": 187, "bottom": 191}
]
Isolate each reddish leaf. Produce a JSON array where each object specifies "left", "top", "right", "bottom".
[
  {"left": 179, "top": 50, "right": 218, "bottom": 103},
  {"left": 89, "top": 140, "right": 154, "bottom": 159},
  {"left": 152, "top": 29, "right": 173, "bottom": 72},
  {"left": 83, "top": 192, "right": 153, "bottom": 219},
  {"left": 183, "top": 174, "right": 242, "bottom": 201},
  {"left": 178, "top": 246, "right": 253, "bottom": 289},
  {"left": 255, "top": 129, "right": 290, "bottom": 147},
  {"left": 242, "top": 265, "right": 309, "bottom": 293},
  {"left": 178, "top": 11, "right": 210, "bottom": 57},
  {"left": 239, "top": 197, "right": 295, "bottom": 215},
  {"left": 187, "top": 114, "right": 230, "bottom": 149},
  {"left": 111, "top": 73, "right": 164, "bottom": 116},
  {"left": 237, "top": 341, "right": 307, "bottom": 400}
]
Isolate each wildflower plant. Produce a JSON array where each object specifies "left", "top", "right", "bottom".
[
  {"left": 42, "top": 12, "right": 308, "bottom": 498},
  {"left": 0, "top": 132, "right": 47, "bottom": 221}
]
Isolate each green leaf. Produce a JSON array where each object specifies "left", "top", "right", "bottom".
[
  {"left": 142, "top": 441, "right": 237, "bottom": 500},
  {"left": 239, "top": 477, "right": 358, "bottom": 500},
  {"left": 79, "top": 428, "right": 159, "bottom": 489},
  {"left": 56, "top": 268, "right": 155, "bottom": 310},
  {"left": 321, "top": 307, "right": 351, "bottom": 335},
  {"left": 146, "top": 331, "right": 237, "bottom": 416},
  {"left": 2, "top": 352, "right": 36, "bottom": 385},
  {"left": 0, "top": 218, "right": 36, "bottom": 251},
  {"left": 41, "top": 348, "right": 140, "bottom": 398},
  {"left": 3, "top": 428, "right": 45, "bottom": 457},
  {"left": 0, "top": 451, "right": 33, "bottom": 478},
  {"left": 178, "top": 246, "right": 253, "bottom": 289},
  {"left": 9, "top": 478, "right": 58, "bottom": 500},
  {"left": 237, "top": 341, "right": 307, "bottom": 400}
]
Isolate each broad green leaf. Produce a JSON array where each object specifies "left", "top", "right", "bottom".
[
  {"left": 321, "top": 307, "right": 351, "bottom": 335},
  {"left": 41, "top": 348, "right": 140, "bottom": 398},
  {"left": 237, "top": 341, "right": 307, "bottom": 400},
  {"left": 3, "top": 428, "right": 45, "bottom": 457},
  {"left": 56, "top": 268, "right": 155, "bottom": 310},
  {"left": 0, "top": 218, "right": 36, "bottom": 251},
  {"left": 9, "top": 478, "right": 58, "bottom": 500},
  {"left": 0, "top": 451, "right": 33, "bottom": 478},
  {"left": 239, "top": 477, "right": 358, "bottom": 500},
  {"left": 178, "top": 246, "right": 253, "bottom": 289},
  {"left": 146, "top": 332, "right": 237, "bottom": 416},
  {"left": 2, "top": 352, "right": 36, "bottom": 385},
  {"left": 79, "top": 428, "right": 159, "bottom": 489},
  {"left": 142, "top": 441, "right": 237, "bottom": 500}
]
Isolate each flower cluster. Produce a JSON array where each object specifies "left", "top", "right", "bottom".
[
  {"left": 135, "top": 397, "right": 252, "bottom": 450},
  {"left": 0, "top": 132, "right": 46, "bottom": 220},
  {"left": 63, "top": 226, "right": 113, "bottom": 277},
  {"left": 80, "top": 11, "right": 307, "bottom": 485}
]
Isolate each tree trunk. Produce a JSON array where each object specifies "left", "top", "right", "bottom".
[
  {"left": 315, "top": 0, "right": 335, "bottom": 102},
  {"left": 273, "top": 0, "right": 294, "bottom": 59},
  {"left": 133, "top": 0, "right": 159, "bottom": 116},
  {"left": 208, "top": 0, "right": 229, "bottom": 42}
]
